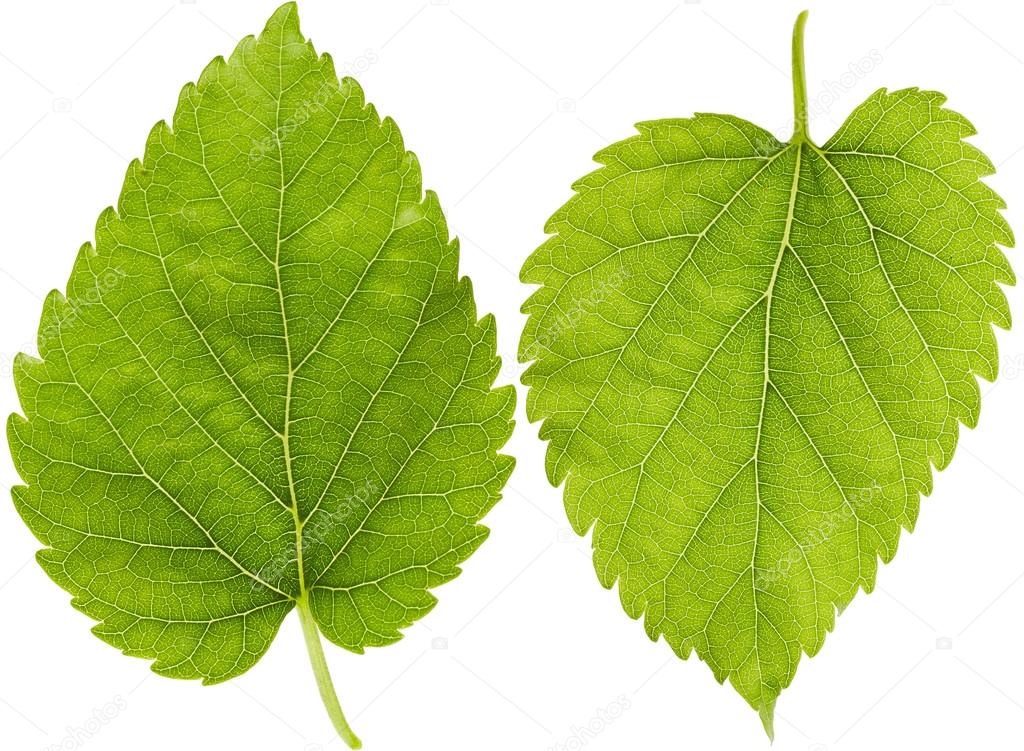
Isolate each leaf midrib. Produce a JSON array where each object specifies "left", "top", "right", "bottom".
[
  {"left": 269, "top": 27, "right": 306, "bottom": 605},
  {"left": 561, "top": 142, "right": 794, "bottom": 511},
  {"left": 596, "top": 142, "right": 799, "bottom": 581},
  {"left": 746, "top": 139, "right": 803, "bottom": 702}
]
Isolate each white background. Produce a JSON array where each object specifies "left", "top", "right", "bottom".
[{"left": 1, "top": 1, "right": 1022, "bottom": 749}]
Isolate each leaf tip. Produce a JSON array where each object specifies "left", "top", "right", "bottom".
[
  {"left": 269, "top": 1, "right": 301, "bottom": 28},
  {"left": 758, "top": 698, "right": 777, "bottom": 740}
]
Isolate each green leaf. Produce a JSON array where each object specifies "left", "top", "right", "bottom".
[
  {"left": 8, "top": 4, "right": 514, "bottom": 747},
  {"left": 519, "top": 11, "right": 1012, "bottom": 735}
]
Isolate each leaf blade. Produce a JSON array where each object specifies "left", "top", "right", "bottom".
[
  {"left": 8, "top": 2, "right": 514, "bottom": 743},
  {"left": 519, "top": 19, "right": 1012, "bottom": 733}
]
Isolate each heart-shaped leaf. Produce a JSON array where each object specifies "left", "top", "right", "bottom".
[{"left": 519, "top": 11, "right": 1012, "bottom": 734}]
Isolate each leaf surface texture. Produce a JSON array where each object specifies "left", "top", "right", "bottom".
[
  {"left": 519, "top": 20, "right": 1012, "bottom": 729},
  {"left": 10, "top": 2, "right": 514, "bottom": 702}
]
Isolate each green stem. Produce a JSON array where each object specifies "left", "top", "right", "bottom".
[
  {"left": 297, "top": 594, "right": 362, "bottom": 749},
  {"left": 791, "top": 10, "right": 810, "bottom": 142}
]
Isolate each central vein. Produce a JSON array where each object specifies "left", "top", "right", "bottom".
[
  {"left": 267, "top": 41, "right": 361, "bottom": 748},
  {"left": 747, "top": 11, "right": 810, "bottom": 736}
]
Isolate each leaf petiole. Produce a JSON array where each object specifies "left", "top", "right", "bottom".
[
  {"left": 296, "top": 594, "right": 362, "bottom": 749},
  {"left": 791, "top": 9, "right": 810, "bottom": 142}
]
